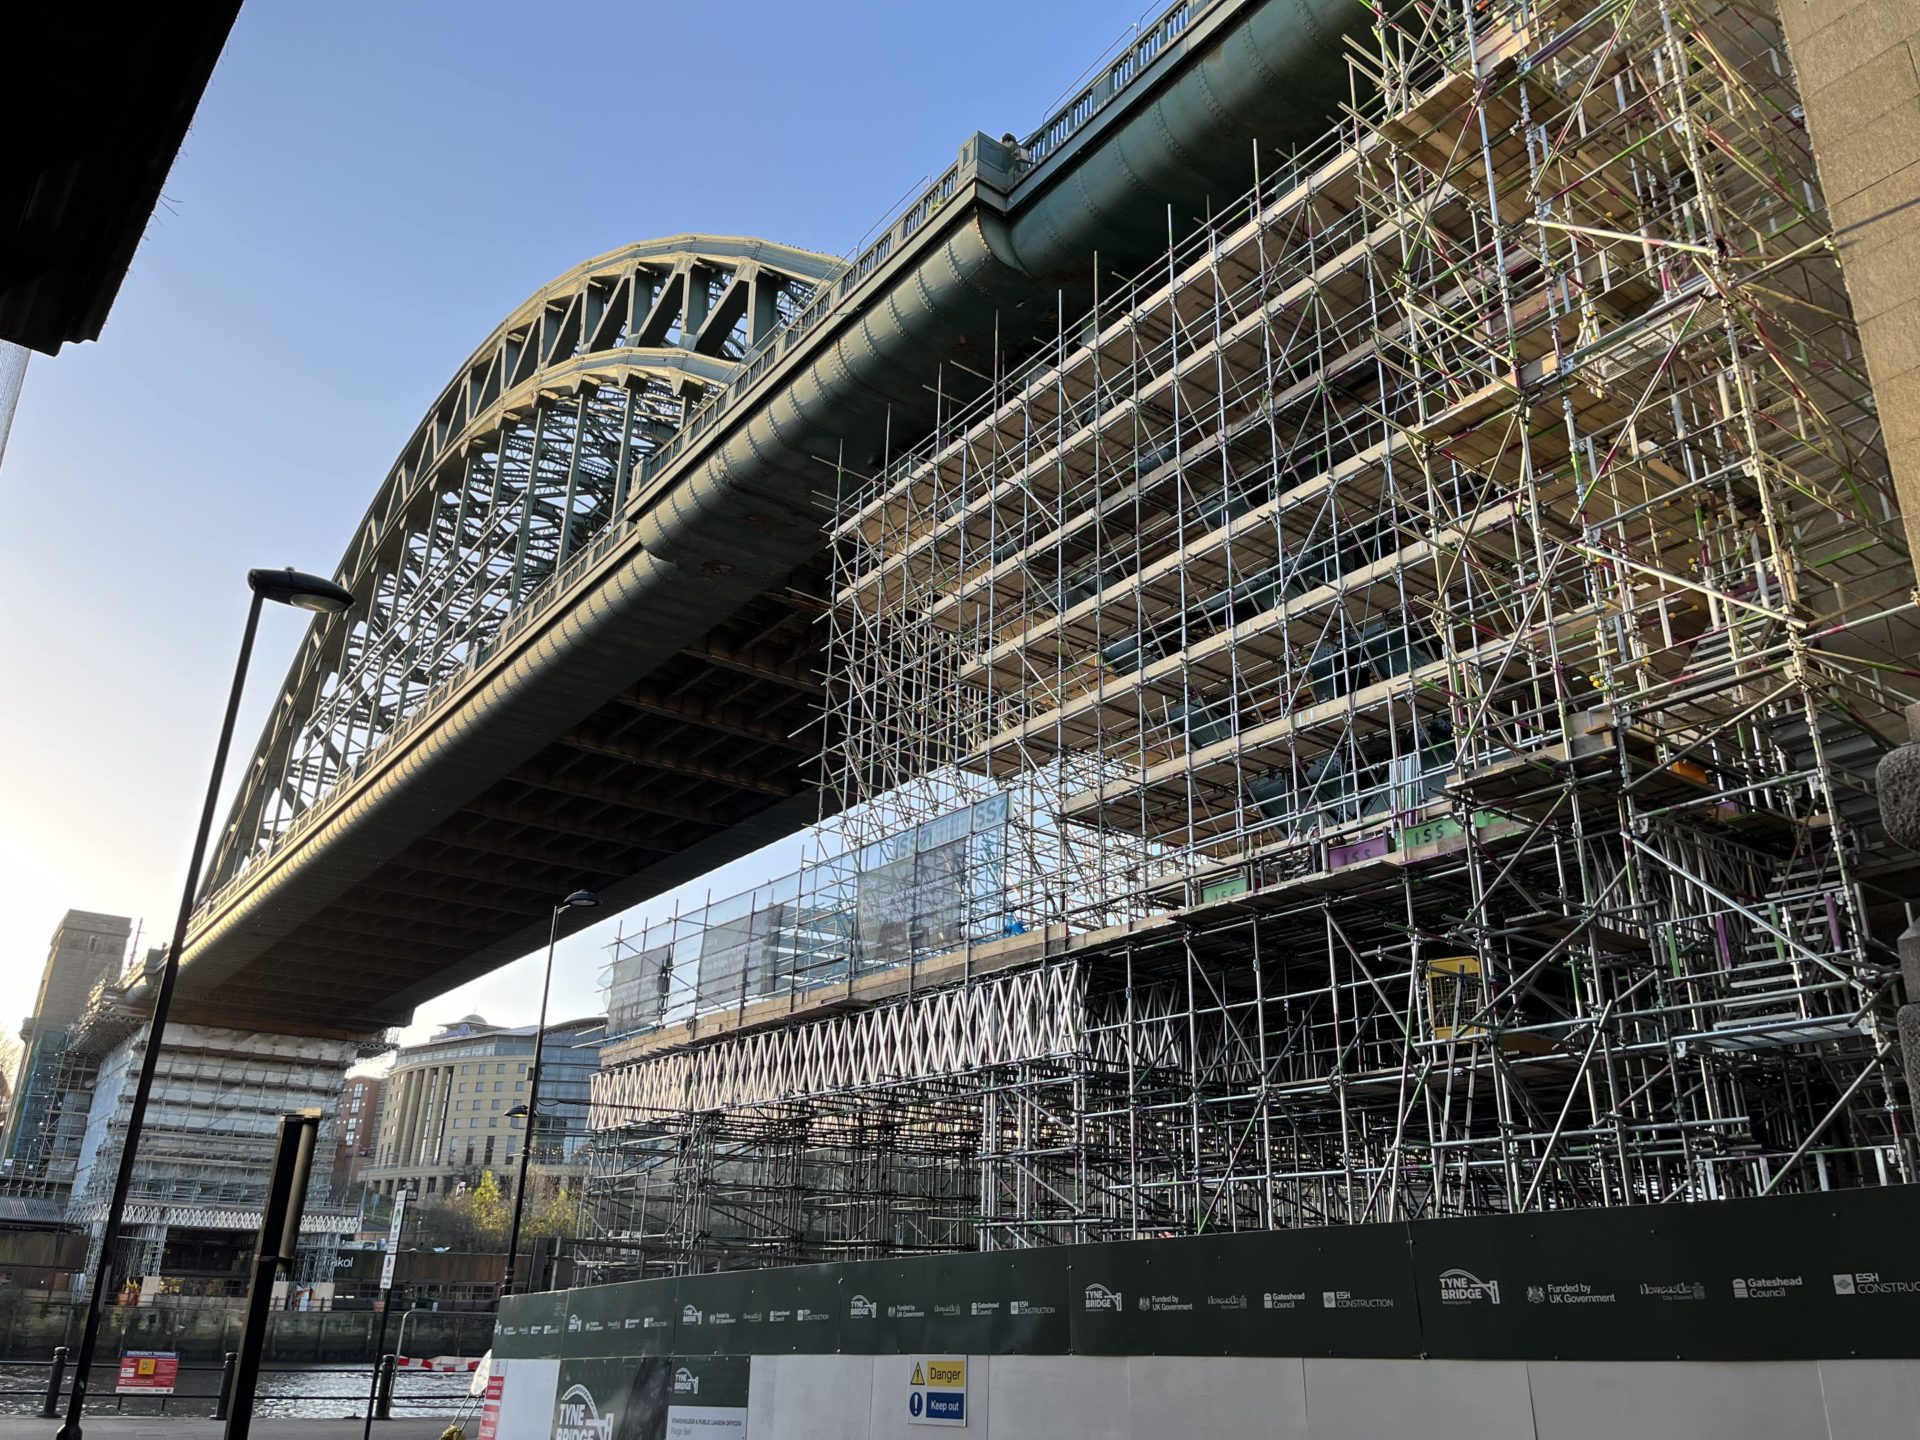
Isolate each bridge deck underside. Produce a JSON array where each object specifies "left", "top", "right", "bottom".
[{"left": 179, "top": 578, "right": 826, "bottom": 1032}]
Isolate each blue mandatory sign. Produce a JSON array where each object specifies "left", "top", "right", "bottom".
[
  {"left": 910, "top": 1393, "right": 924, "bottom": 1418},
  {"left": 926, "top": 1392, "right": 966, "bottom": 1422}
]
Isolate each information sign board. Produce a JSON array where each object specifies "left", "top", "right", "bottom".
[
  {"left": 115, "top": 1351, "right": 180, "bottom": 1395},
  {"left": 906, "top": 1355, "right": 967, "bottom": 1426},
  {"left": 381, "top": 1189, "right": 409, "bottom": 1291}
]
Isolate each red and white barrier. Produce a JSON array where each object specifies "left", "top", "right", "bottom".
[{"left": 394, "top": 1355, "right": 482, "bottom": 1372}]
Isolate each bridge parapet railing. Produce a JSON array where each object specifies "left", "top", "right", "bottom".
[
  {"left": 633, "top": 0, "right": 1215, "bottom": 498},
  {"left": 1026, "top": 0, "right": 1213, "bottom": 164},
  {"left": 632, "top": 154, "right": 968, "bottom": 497}
]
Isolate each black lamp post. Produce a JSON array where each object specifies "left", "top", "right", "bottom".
[
  {"left": 501, "top": 889, "right": 597, "bottom": 1297},
  {"left": 58, "top": 568, "right": 355, "bottom": 1439}
]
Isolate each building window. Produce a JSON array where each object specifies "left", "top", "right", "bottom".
[
  {"left": 489, "top": 1118, "right": 498, "bottom": 1128},
  {"left": 515, "top": 1082, "right": 525, "bottom": 1092},
  {"left": 496, "top": 1063, "right": 506, "bottom": 1074},
  {"left": 426, "top": 1178, "right": 437, "bottom": 1194},
  {"left": 461, "top": 1065, "right": 470, "bottom": 1075},
  {"left": 494, "top": 1081, "right": 504, "bottom": 1092},
  {"left": 491, "top": 1100, "right": 501, "bottom": 1111},
  {"left": 452, "top": 1119, "right": 461, "bottom": 1128},
  {"left": 484, "top": 1137, "right": 496, "bottom": 1165}
]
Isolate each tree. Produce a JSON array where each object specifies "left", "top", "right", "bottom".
[
  {"left": 401, "top": 1169, "right": 578, "bottom": 1255},
  {"left": 467, "top": 1169, "right": 509, "bottom": 1247},
  {"left": 524, "top": 1179, "right": 579, "bottom": 1242},
  {"left": 407, "top": 1169, "right": 510, "bottom": 1253}
]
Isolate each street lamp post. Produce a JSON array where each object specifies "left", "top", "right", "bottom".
[
  {"left": 500, "top": 889, "right": 597, "bottom": 1297},
  {"left": 57, "top": 568, "right": 355, "bottom": 1440}
]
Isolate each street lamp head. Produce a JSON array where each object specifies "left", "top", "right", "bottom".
[
  {"left": 505, "top": 1104, "right": 530, "bottom": 1118},
  {"left": 248, "top": 567, "right": 357, "bottom": 615},
  {"left": 561, "top": 889, "right": 599, "bottom": 911}
]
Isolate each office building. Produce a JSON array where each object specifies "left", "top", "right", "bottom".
[{"left": 361, "top": 1014, "right": 603, "bottom": 1202}]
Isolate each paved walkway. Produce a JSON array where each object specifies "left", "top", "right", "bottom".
[{"left": 0, "top": 1421, "right": 457, "bottom": 1438}]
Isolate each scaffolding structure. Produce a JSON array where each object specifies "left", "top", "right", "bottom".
[
  {"left": 584, "top": 0, "right": 1919, "bottom": 1278},
  {"left": 1, "top": 967, "right": 376, "bottom": 1287}
]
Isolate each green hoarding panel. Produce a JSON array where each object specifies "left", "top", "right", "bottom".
[
  {"left": 1408, "top": 1186, "right": 1920, "bottom": 1362},
  {"left": 835, "top": 1247, "right": 1071, "bottom": 1354},
  {"left": 496, "top": 1290, "right": 567, "bottom": 1359},
  {"left": 671, "top": 1270, "right": 757, "bottom": 1357},
  {"left": 753, "top": 1261, "right": 848, "bottom": 1354},
  {"left": 1067, "top": 1223, "right": 1421, "bottom": 1357},
  {"left": 672, "top": 1263, "right": 845, "bottom": 1356},
  {"left": 496, "top": 1184, "right": 1920, "bottom": 1365},
  {"left": 563, "top": 1279, "right": 676, "bottom": 1357}
]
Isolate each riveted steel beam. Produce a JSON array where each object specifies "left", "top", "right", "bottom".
[
  {"left": 610, "top": 685, "right": 813, "bottom": 753},
  {"left": 555, "top": 728, "right": 799, "bottom": 796}
]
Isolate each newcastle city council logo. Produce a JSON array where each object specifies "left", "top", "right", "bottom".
[
  {"left": 681, "top": 1303, "right": 703, "bottom": 1325},
  {"left": 672, "top": 1367, "right": 700, "bottom": 1396},
  {"left": 1439, "top": 1268, "right": 1501, "bottom": 1305},
  {"left": 554, "top": 1384, "right": 616, "bottom": 1440},
  {"left": 849, "top": 1294, "right": 878, "bottom": 1318},
  {"left": 567, "top": 1314, "right": 582, "bottom": 1333},
  {"left": 1083, "top": 1283, "right": 1123, "bottom": 1312}
]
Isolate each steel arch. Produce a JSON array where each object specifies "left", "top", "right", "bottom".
[{"left": 207, "top": 237, "right": 841, "bottom": 894}]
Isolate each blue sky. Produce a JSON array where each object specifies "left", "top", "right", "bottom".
[{"left": 0, "top": 0, "right": 1141, "bottom": 1050}]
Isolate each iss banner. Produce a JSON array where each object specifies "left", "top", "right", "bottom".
[{"left": 550, "top": 1356, "right": 749, "bottom": 1440}]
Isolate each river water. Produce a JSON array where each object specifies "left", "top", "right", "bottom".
[{"left": 0, "top": 1361, "right": 476, "bottom": 1419}]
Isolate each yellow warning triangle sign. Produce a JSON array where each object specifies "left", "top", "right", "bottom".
[{"left": 910, "top": 1363, "right": 925, "bottom": 1386}]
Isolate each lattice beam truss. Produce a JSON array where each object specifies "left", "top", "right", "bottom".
[{"left": 583, "top": 0, "right": 1920, "bottom": 1279}]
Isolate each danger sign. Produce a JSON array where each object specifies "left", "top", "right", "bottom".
[{"left": 905, "top": 1354, "right": 966, "bottom": 1427}]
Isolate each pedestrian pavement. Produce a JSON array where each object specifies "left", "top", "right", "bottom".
[{"left": 0, "top": 1420, "right": 457, "bottom": 1439}]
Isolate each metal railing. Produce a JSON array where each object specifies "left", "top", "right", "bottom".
[
  {"left": 6, "top": 1347, "right": 467, "bottom": 1421},
  {"left": 639, "top": 0, "right": 1219, "bottom": 497},
  {"left": 1026, "top": 0, "right": 1213, "bottom": 163}
]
